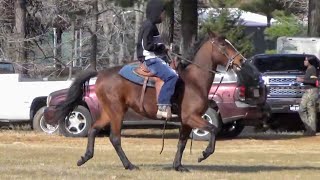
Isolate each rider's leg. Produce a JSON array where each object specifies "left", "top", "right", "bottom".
[{"left": 144, "top": 57, "right": 179, "bottom": 119}]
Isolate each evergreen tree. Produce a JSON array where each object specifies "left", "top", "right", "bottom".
[
  {"left": 240, "top": 0, "right": 284, "bottom": 27},
  {"left": 200, "top": 1, "right": 254, "bottom": 57}
]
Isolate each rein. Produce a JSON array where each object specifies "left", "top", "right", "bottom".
[{"left": 169, "top": 52, "right": 222, "bottom": 75}]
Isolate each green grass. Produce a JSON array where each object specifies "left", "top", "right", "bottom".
[{"left": 1, "top": 129, "right": 320, "bottom": 180}]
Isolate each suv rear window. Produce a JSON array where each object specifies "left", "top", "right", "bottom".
[{"left": 251, "top": 54, "right": 319, "bottom": 73}]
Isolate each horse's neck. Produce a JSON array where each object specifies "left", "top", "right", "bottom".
[{"left": 181, "top": 49, "right": 215, "bottom": 94}]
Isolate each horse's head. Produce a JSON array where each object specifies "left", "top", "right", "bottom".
[
  {"left": 208, "top": 31, "right": 245, "bottom": 71},
  {"left": 208, "top": 31, "right": 262, "bottom": 86}
]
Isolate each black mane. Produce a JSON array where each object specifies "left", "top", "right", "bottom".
[{"left": 178, "top": 34, "right": 210, "bottom": 68}]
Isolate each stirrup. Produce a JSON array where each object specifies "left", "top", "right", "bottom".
[{"left": 156, "top": 106, "right": 178, "bottom": 119}]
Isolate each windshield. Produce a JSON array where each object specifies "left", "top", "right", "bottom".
[{"left": 251, "top": 55, "right": 315, "bottom": 73}]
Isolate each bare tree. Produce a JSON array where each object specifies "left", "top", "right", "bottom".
[
  {"left": 14, "top": 0, "right": 27, "bottom": 74},
  {"left": 308, "top": 0, "right": 320, "bottom": 36},
  {"left": 180, "top": 0, "right": 198, "bottom": 56}
]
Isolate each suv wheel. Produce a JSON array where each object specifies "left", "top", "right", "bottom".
[
  {"left": 33, "top": 107, "right": 59, "bottom": 134},
  {"left": 219, "top": 120, "right": 244, "bottom": 138},
  {"left": 59, "top": 105, "right": 92, "bottom": 137},
  {"left": 191, "top": 108, "right": 221, "bottom": 141}
]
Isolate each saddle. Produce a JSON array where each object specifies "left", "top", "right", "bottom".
[{"left": 118, "top": 56, "right": 179, "bottom": 112}]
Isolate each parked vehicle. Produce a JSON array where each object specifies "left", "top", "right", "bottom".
[
  {"left": 43, "top": 65, "right": 269, "bottom": 139},
  {"left": 250, "top": 53, "right": 320, "bottom": 130},
  {"left": 0, "top": 63, "right": 72, "bottom": 132}
]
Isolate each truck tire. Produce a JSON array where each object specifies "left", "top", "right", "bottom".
[
  {"left": 33, "top": 107, "right": 59, "bottom": 134},
  {"left": 59, "top": 105, "right": 92, "bottom": 137},
  {"left": 191, "top": 108, "right": 221, "bottom": 141}
]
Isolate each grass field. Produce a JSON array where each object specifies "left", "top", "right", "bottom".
[{"left": 1, "top": 129, "right": 320, "bottom": 180}]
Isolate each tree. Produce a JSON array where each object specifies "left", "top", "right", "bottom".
[
  {"left": 240, "top": 0, "right": 284, "bottom": 27},
  {"left": 201, "top": 0, "right": 254, "bottom": 56},
  {"left": 180, "top": 0, "right": 198, "bottom": 56},
  {"left": 14, "top": 0, "right": 27, "bottom": 74},
  {"left": 308, "top": 0, "right": 320, "bottom": 36},
  {"left": 264, "top": 10, "right": 305, "bottom": 40}
]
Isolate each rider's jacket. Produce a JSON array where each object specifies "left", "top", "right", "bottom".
[{"left": 136, "top": 0, "right": 166, "bottom": 62}]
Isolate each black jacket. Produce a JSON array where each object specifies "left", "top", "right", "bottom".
[
  {"left": 136, "top": 0, "right": 166, "bottom": 62},
  {"left": 303, "top": 65, "right": 317, "bottom": 89}
]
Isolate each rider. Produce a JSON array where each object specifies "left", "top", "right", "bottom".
[{"left": 136, "top": 0, "right": 178, "bottom": 119}]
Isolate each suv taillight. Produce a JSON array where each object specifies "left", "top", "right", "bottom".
[{"left": 237, "top": 85, "right": 246, "bottom": 101}]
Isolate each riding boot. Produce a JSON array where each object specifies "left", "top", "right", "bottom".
[{"left": 156, "top": 105, "right": 178, "bottom": 119}]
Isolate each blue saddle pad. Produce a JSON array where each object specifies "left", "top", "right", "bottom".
[{"left": 118, "top": 63, "right": 155, "bottom": 87}]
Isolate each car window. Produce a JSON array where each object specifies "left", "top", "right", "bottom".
[
  {"left": 0, "top": 63, "right": 15, "bottom": 74},
  {"left": 252, "top": 55, "right": 320, "bottom": 73},
  {"left": 213, "top": 65, "right": 237, "bottom": 83}
]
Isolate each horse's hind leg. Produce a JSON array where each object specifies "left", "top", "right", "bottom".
[
  {"left": 77, "top": 109, "right": 110, "bottom": 166},
  {"left": 173, "top": 125, "right": 192, "bottom": 172},
  {"left": 109, "top": 111, "right": 139, "bottom": 170}
]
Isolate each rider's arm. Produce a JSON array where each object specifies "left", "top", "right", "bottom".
[{"left": 142, "top": 24, "right": 165, "bottom": 53}]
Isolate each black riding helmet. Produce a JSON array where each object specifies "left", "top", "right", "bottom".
[{"left": 146, "top": 0, "right": 165, "bottom": 24}]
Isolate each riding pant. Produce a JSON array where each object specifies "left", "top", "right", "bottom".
[{"left": 144, "top": 57, "right": 178, "bottom": 105}]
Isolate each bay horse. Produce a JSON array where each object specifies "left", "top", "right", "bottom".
[{"left": 50, "top": 31, "right": 247, "bottom": 172}]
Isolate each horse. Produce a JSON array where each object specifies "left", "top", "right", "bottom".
[{"left": 49, "top": 31, "right": 249, "bottom": 172}]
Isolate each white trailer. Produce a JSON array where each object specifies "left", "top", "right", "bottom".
[{"left": 277, "top": 36, "right": 320, "bottom": 59}]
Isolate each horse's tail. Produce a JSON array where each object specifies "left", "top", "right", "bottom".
[{"left": 56, "top": 70, "right": 98, "bottom": 126}]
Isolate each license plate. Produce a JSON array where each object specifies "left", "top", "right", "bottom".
[
  {"left": 253, "top": 89, "right": 259, "bottom": 97},
  {"left": 290, "top": 105, "right": 299, "bottom": 111}
]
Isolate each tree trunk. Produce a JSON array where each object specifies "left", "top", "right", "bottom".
[
  {"left": 14, "top": 0, "right": 27, "bottom": 74},
  {"left": 90, "top": 0, "right": 98, "bottom": 70},
  {"left": 173, "top": 0, "right": 181, "bottom": 53},
  {"left": 308, "top": 0, "right": 320, "bottom": 37},
  {"left": 158, "top": 0, "right": 174, "bottom": 45},
  {"left": 180, "top": 0, "right": 198, "bottom": 57},
  {"left": 68, "top": 20, "right": 75, "bottom": 79},
  {"left": 134, "top": 0, "right": 144, "bottom": 60},
  {"left": 56, "top": 27, "right": 62, "bottom": 74}
]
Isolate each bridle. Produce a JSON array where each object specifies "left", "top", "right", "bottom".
[
  {"left": 210, "top": 39, "right": 246, "bottom": 72},
  {"left": 169, "top": 38, "right": 246, "bottom": 98},
  {"left": 169, "top": 38, "right": 245, "bottom": 74}
]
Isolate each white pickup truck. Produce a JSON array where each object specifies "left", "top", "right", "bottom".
[{"left": 0, "top": 73, "right": 72, "bottom": 133}]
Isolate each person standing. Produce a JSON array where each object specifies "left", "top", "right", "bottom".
[{"left": 297, "top": 56, "right": 319, "bottom": 136}]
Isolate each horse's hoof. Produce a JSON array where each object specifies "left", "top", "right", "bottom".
[
  {"left": 174, "top": 165, "right": 190, "bottom": 172},
  {"left": 198, "top": 151, "right": 212, "bottom": 163},
  {"left": 125, "top": 164, "right": 139, "bottom": 170},
  {"left": 77, "top": 157, "right": 87, "bottom": 166}
]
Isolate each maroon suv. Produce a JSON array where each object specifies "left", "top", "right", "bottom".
[{"left": 43, "top": 65, "right": 268, "bottom": 140}]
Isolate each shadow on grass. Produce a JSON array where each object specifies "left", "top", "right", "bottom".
[
  {"left": 157, "top": 164, "right": 320, "bottom": 172},
  {"left": 120, "top": 131, "right": 312, "bottom": 141}
]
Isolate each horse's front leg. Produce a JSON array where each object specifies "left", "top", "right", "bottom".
[
  {"left": 198, "top": 123, "right": 217, "bottom": 163},
  {"left": 183, "top": 114, "right": 217, "bottom": 163},
  {"left": 173, "top": 125, "right": 192, "bottom": 172}
]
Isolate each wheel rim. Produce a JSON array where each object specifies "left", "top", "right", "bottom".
[
  {"left": 192, "top": 113, "right": 213, "bottom": 137},
  {"left": 40, "top": 116, "right": 59, "bottom": 134},
  {"left": 64, "top": 111, "right": 87, "bottom": 135}
]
